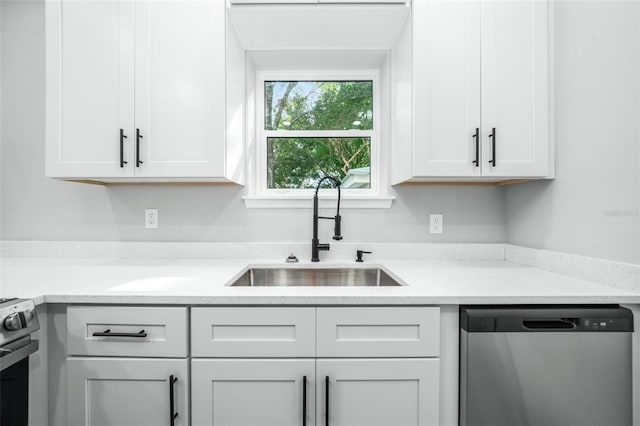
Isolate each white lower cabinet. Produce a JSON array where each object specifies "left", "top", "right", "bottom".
[
  {"left": 191, "top": 358, "right": 438, "bottom": 426},
  {"left": 191, "top": 359, "right": 315, "bottom": 426},
  {"left": 190, "top": 306, "right": 441, "bottom": 426},
  {"left": 65, "top": 306, "right": 441, "bottom": 426},
  {"left": 66, "top": 306, "right": 190, "bottom": 426},
  {"left": 67, "top": 358, "right": 189, "bottom": 426},
  {"left": 317, "top": 359, "right": 439, "bottom": 426}
]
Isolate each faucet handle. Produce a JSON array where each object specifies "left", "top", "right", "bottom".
[
  {"left": 333, "top": 214, "right": 342, "bottom": 240},
  {"left": 356, "top": 250, "right": 372, "bottom": 263}
]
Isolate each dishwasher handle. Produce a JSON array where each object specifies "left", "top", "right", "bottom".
[{"left": 523, "top": 318, "right": 577, "bottom": 330}]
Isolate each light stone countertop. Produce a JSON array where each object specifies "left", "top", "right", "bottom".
[{"left": 1, "top": 257, "right": 638, "bottom": 306}]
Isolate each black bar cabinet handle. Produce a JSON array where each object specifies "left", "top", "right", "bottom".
[
  {"left": 169, "top": 375, "right": 178, "bottom": 426},
  {"left": 488, "top": 127, "right": 496, "bottom": 167},
  {"left": 120, "top": 129, "right": 128, "bottom": 167},
  {"left": 472, "top": 127, "right": 479, "bottom": 167},
  {"left": 325, "top": 376, "right": 329, "bottom": 426},
  {"left": 136, "top": 128, "right": 144, "bottom": 167},
  {"left": 302, "top": 376, "right": 307, "bottom": 426},
  {"left": 92, "top": 329, "right": 147, "bottom": 338}
]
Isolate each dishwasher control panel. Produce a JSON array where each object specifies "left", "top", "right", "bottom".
[
  {"left": 461, "top": 305, "right": 634, "bottom": 332},
  {"left": 581, "top": 318, "right": 632, "bottom": 331}
]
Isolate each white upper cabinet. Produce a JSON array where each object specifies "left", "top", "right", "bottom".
[
  {"left": 392, "top": 0, "right": 551, "bottom": 183},
  {"left": 480, "top": 0, "right": 550, "bottom": 178},
  {"left": 48, "top": 0, "right": 134, "bottom": 179},
  {"left": 227, "top": 5, "right": 409, "bottom": 51},
  {"left": 133, "top": 0, "right": 226, "bottom": 178},
  {"left": 46, "top": 0, "right": 244, "bottom": 183},
  {"left": 412, "top": 0, "right": 481, "bottom": 178}
]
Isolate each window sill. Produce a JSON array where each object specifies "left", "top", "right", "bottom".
[{"left": 242, "top": 195, "right": 395, "bottom": 209}]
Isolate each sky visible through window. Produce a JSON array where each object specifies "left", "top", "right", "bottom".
[{"left": 265, "top": 81, "right": 373, "bottom": 130}]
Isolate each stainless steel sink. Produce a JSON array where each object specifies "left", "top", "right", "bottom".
[{"left": 229, "top": 267, "right": 403, "bottom": 287}]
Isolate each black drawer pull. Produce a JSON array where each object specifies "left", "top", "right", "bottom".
[
  {"left": 169, "top": 375, "right": 179, "bottom": 426},
  {"left": 92, "top": 329, "right": 147, "bottom": 338},
  {"left": 302, "top": 376, "right": 307, "bottom": 426},
  {"left": 325, "top": 376, "right": 330, "bottom": 426}
]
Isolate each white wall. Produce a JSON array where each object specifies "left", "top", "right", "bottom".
[
  {"left": 0, "top": 0, "right": 506, "bottom": 244},
  {"left": 505, "top": 0, "right": 640, "bottom": 265}
]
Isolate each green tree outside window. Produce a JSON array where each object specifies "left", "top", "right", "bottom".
[{"left": 264, "top": 81, "right": 373, "bottom": 189}]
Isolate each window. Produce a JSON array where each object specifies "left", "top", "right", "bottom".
[
  {"left": 264, "top": 80, "right": 373, "bottom": 189},
  {"left": 245, "top": 69, "right": 393, "bottom": 208}
]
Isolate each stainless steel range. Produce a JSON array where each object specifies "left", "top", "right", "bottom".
[{"left": 0, "top": 298, "right": 40, "bottom": 426}]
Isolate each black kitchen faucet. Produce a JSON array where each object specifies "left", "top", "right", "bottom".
[{"left": 311, "top": 175, "right": 342, "bottom": 262}]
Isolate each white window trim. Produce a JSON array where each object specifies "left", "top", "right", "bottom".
[{"left": 243, "top": 70, "right": 394, "bottom": 209}]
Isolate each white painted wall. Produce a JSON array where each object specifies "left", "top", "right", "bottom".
[
  {"left": 0, "top": 0, "right": 505, "bottom": 244},
  {"left": 505, "top": 0, "right": 640, "bottom": 265}
]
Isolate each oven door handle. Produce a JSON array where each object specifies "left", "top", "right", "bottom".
[{"left": 0, "top": 339, "right": 38, "bottom": 372}]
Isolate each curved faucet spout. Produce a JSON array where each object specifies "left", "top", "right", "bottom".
[{"left": 311, "top": 175, "right": 343, "bottom": 262}]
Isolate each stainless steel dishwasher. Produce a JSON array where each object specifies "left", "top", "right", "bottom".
[{"left": 459, "top": 305, "right": 633, "bottom": 426}]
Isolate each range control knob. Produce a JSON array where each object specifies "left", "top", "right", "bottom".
[{"left": 3, "top": 312, "right": 28, "bottom": 331}]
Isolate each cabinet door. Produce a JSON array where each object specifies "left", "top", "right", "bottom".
[
  {"left": 412, "top": 0, "right": 481, "bottom": 177},
  {"left": 480, "top": 0, "right": 549, "bottom": 177},
  {"left": 134, "top": 0, "right": 226, "bottom": 178},
  {"left": 316, "top": 359, "right": 439, "bottom": 426},
  {"left": 46, "top": 0, "right": 134, "bottom": 178},
  {"left": 192, "top": 359, "right": 315, "bottom": 426},
  {"left": 67, "top": 357, "right": 189, "bottom": 426}
]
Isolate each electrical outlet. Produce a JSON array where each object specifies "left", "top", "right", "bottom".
[
  {"left": 429, "top": 214, "right": 443, "bottom": 234},
  {"left": 145, "top": 209, "right": 158, "bottom": 229}
]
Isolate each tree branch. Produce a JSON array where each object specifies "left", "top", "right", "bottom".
[{"left": 272, "top": 82, "right": 297, "bottom": 129}]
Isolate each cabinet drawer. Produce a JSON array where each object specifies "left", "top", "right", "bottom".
[
  {"left": 67, "top": 306, "right": 188, "bottom": 357},
  {"left": 317, "top": 307, "right": 440, "bottom": 357},
  {"left": 191, "top": 307, "right": 315, "bottom": 357}
]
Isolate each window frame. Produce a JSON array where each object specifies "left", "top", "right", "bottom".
[{"left": 256, "top": 70, "right": 381, "bottom": 198}]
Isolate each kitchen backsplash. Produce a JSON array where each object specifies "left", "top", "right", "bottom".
[{"left": 0, "top": 241, "right": 505, "bottom": 261}]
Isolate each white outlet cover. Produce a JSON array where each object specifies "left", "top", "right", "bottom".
[
  {"left": 145, "top": 209, "right": 159, "bottom": 229},
  {"left": 429, "top": 214, "right": 443, "bottom": 234}
]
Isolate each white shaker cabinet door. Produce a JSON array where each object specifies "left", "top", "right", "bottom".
[
  {"left": 316, "top": 359, "right": 440, "bottom": 426},
  {"left": 191, "top": 359, "right": 316, "bottom": 426},
  {"left": 412, "top": 0, "right": 481, "bottom": 177},
  {"left": 46, "top": 0, "right": 134, "bottom": 178},
  {"left": 67, "top": 357, "right": 189, "bottom": 426},
  {"left": 480, "top": 0, "right": 550, "bottom": 177},
  {"left": 133, "top": 0, "right": 226, "bottom": 178}
]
